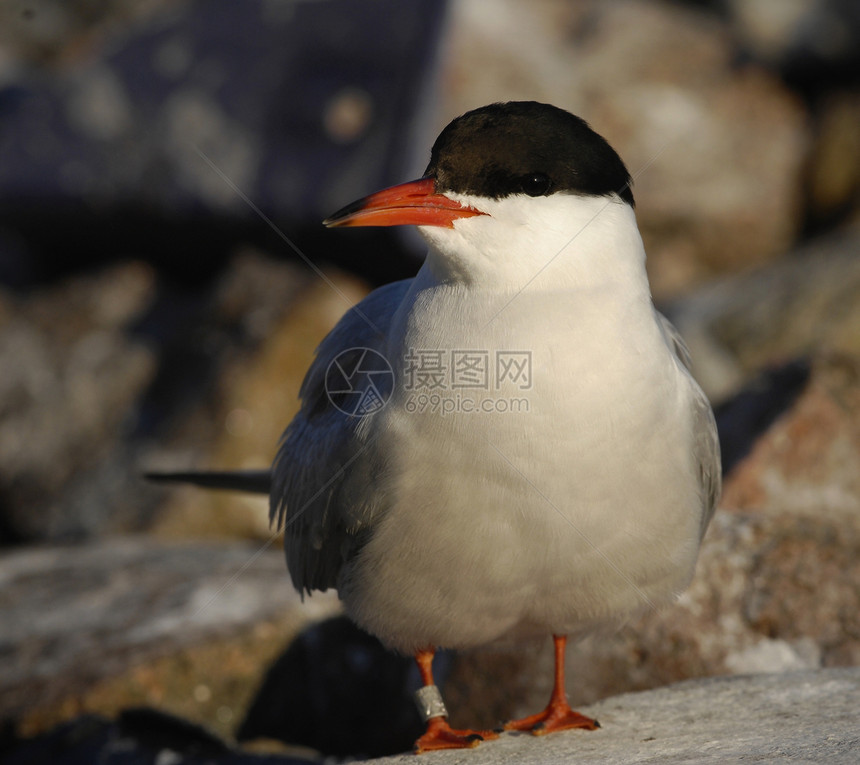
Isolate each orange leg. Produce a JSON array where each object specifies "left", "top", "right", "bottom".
[
  {"left": 413, "top": 648, "right": 499, "bottom": 753},
  {"left": 504, "top": 635, "right": 599, "bottom": 735}
]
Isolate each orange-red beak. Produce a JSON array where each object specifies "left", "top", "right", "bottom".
[{"left": 323, "top": 177, "right": 486, "bottom": 229}]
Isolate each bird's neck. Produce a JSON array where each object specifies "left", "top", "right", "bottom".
[{"left": 418, "top": 195, "right": 650, "bottom": 299}]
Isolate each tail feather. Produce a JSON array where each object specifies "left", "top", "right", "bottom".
[{"left": 145, "top": 469, "right": 271, "bottom": 495}]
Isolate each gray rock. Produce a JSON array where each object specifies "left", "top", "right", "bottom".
[
  {"left": 370, "top": 668, "right": 860, "bottom": 763},
  {"left": 666, "top": 223, "right": 860, "bottom": 402},
  {"left": 0, "top": 251, "right": 313, "bottom": 545},
  {"left": 0, "top": 262, "right": 157, "bottom": 543},
  {"left": 0, "top": 536, "right": 338, "bottom": 721}
]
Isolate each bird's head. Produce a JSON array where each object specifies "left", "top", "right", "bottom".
[{"left": 325, "top": 101, "right": 640, "bottom": 287}]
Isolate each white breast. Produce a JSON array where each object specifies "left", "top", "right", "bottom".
[
  {"left": 338, "top": 195, "right": 706, "bottom": 654},
  {"left": 340, "top": 293, "right": 701, "bottom": 652}
]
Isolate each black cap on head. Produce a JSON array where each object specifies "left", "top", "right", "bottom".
[{"left": 425, "top": 101, "right": 634, "bottom": 207}]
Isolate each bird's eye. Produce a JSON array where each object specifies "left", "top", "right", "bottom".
[{"left": 520, "top": 173, "right": 551, "bottom": 196}]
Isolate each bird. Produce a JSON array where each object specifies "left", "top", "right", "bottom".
[{"left": 149, "top": 101, "right": 721, "bottom": 753}]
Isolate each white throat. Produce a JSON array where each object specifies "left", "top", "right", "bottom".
[{"left": 417, "top": 192, "right": 647, "bottom": 296}]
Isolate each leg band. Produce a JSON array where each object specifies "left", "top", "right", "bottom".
[{"left": 414, "top": 684, "right": 448, "bottom": 722}]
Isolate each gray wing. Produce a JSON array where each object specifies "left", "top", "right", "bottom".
[
  {"left": 657, "top": 311, "right": 693, "bottom": 372},
  {"left": 270, "top": 279, "right": 410, "bottom": 595},
  {"left": 657, "top": 312, "right": 722, "bottom": 540}
]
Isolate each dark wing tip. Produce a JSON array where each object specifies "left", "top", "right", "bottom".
[{"left": 144, "top": 469, "right": 272, "bottom": 495}]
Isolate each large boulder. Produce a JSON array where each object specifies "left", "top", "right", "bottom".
[
  {"left": 0, "top": 536, "right": 339, "bottom": 740},
  {"left": 439, "top": 0, "right": 809, "bottom": 298}
]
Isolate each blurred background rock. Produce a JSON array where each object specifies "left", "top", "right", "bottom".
[{"left": 0, "top": 0, "right": 858, "bottom": 762}]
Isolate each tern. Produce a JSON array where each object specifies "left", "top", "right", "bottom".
[{"left": 151, "top": 101, "right": 720, "bottom": 753}]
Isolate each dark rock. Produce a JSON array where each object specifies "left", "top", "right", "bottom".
[
  {"left": 0, "top": 0, "right": 444, "bottom": 287},
  {"left": 1, "top": 710, "right": 318, "bottom": 764},
  {"left": 238, "top": 616, "right": 432, "bottom": 759},
  {"left": 1, "top": 715, "right": 116, "bottom": 765},
  {"left": 714, "top": 358, "right": 811, "bottom": 475},
  {"left": 117, "top": 707, "right": 230, "bottom": 759}
]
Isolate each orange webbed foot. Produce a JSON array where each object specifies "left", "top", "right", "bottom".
[
  {"left": 414, "top": 717, "right": 499, "bottom": 753},
  {"left": 504, "top": 700, "right": 599, "bottom": 735},
  {"left": 503, "top": 635, "right": 600, "bottom": 736}
]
